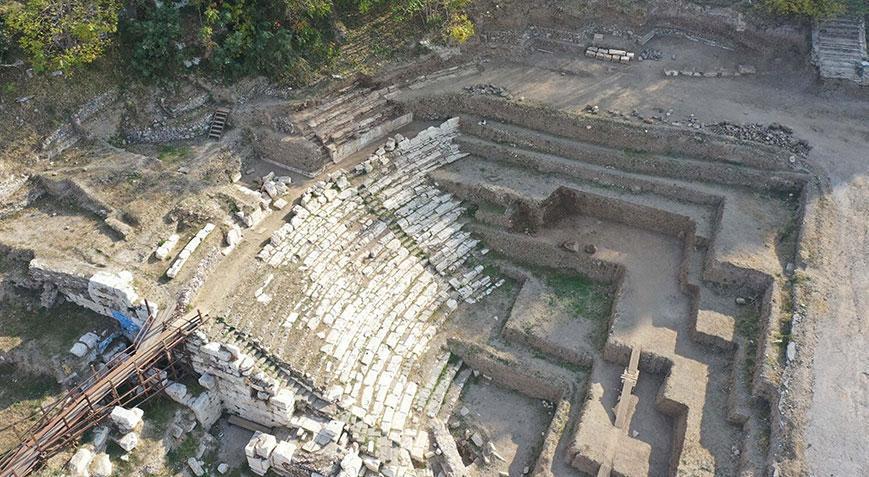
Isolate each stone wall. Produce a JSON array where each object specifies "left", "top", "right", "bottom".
[
  {"left": 27, "top": 257, "right": 151, "bottom": 334},
  {"left": 186, "top": 332, "right": 296, "bottom": 429},
  {"left": 405, "top": 93, "right": 798, "bottom": 176}
]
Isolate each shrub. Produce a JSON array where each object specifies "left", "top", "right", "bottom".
[
  {"left": 447, "top": 12, "right": 474, "bottom": 44},
  {"left": 762, "top": 0, "right": 849, "bottom": 17},
  {"left": 3, "top": 0, "right": 121, "bottom": 72}
]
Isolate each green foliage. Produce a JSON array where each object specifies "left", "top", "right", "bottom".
[
  {"left": 166, "top": 433, "right": 199, "bottom": 468},
  {"left": 3, "top": 0, "right": 121, "bottom": 72},
  {"left": 197, "top": 0, "right": 336, "bottom": 80},
  {"left": 761, "top": 0, "right": 850, "bottom": 17},
  {"left": 0, "top": 16, "right": 9, "bottom": 63},
  {"left": 447, "top": 12, "right": 474, "bottom": 43},
  {"left": 346, "top": 0, "right": 475, "bottom": 44},
  {"left": 544, "top": 272, "right": 612, "bottom": 323},
  {"left": 157, "top": 145, "right": 191, "bottom": 164},
  {"left": 121, "top": 3, "right": 184, "bottom": 81}
]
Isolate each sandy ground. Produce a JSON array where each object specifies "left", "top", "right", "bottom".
[{"left": 453, "top": 378, "right": 552, "bottom": 476}]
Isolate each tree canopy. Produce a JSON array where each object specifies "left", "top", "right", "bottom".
[
  {"left": 3, "top": 0, "right": 121, "bottom": 72},
  {"left": 0, "top": 0, "right": 475, "bottom": 78}
]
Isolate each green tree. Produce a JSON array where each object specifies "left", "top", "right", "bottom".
[
  {"left": 196, "top": 0, "right": 335, "bottom": 79},
  {"left": 121, "top": 3, "right": 184, "bottom": 81},
  {"left": 3, "top": 0, "right": 121, "bottom": 72}
]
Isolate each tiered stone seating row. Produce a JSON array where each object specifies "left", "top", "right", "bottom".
[{"left": 251, "top": 119, "right": 499, "bottom": 448}]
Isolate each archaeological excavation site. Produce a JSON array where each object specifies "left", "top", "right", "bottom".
[{"left": 0, "top": 1, "right": 866, "bottom": 476}]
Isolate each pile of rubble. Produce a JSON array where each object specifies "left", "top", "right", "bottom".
[
  {"left": 707, "top": 122, "right": 811, "bottom": 156},
  {"left": 663, "top": 64, "right": 757, "bottom": 79},
  {"left": 463, "top": 84, "right": 512, "bottom": 99},
  {"left": 638, "top": 48, "right": 664, "bottom": 61},
  {"left": 66, "top": 406, "right": 144, "bottom": 477}
]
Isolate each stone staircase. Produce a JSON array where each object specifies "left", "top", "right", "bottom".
[
  {"left": 208, "top": 108, "right": 231, "bottom": 139},
  {"left": 294, "top": 84, "right": 412, "bottom": 164},
  {"left": 813, "top": 15, "right": 867, "bottom": 83}
]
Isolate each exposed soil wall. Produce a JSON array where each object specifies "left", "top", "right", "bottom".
[
  {"left": 446, "top": 339, "right": 568, "bottom": 402},
  {"left": 405, "top": 94, "right": 800, "bottom": 175},
  {"left": 34, "top": 176, "right": 113, "bottom": 218}
]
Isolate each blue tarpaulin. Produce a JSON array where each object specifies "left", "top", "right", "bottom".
[{"left": 111, "top": 310, "right": 141, "bottom": 338}]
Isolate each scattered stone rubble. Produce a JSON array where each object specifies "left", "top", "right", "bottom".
[
  {"left": 166, "top": 223, "right": 215, "bottom": 279},
  {"left": 66, "top": 406, "right": 145, "bottom": 477},
  {"left": 707, "top": 121, "right": 811, "bottom": 156},
  {"left": 638, "top": 48, "right": 664, "bottom": 61},
  {"left": 663, "top": 64, "right": 756, "bottom": 79},
  {"left": 463, "top": 84, "right": 512, "bottom": 99}
]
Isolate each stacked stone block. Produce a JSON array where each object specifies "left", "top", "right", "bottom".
[
  {"left": 254, "top": 119, "right": 500, "bottom": 445},
  {"left": 187, "top": 332, "right": 296, "bottom": 429}
]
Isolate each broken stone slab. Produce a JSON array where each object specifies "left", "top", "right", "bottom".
[
  {"left": 254, "top": 433, "right": 278, "bottom": 458},
  {"left": 166, "top": 223, "right": 215, "bottom": 279},
  {"left": 263, "top": 181, "right": 279, "bottom": 199},
  {"left": 363, "top": 455, "right": 381, "bottom": 472},
  {"left": 225, "top": 227, "right": 241, "bottom": 247},
  {"left": 89, "top": 453, "right": 112, "bottom": 477},
  {"left": 270, "top": 441, "right": 296, "bottom": 471},
  {"left": 198, "top": 373, "right": 216, "bottom": 390},
  {"left": 68, "top": 447, "right": 95, "bottom": 477},
  {"left": 104, "top": 217, "right": 133, "bottom": 240},
  {"left": 165, "top": 382, "right": 190, "bottom": 404},
  {"left": 245, "top": 432, "right": 276, "bottom": 476},
  {"left": 78, "top": 332, "right": 100, "bottom": 349},
  {"left": 70, "top": 341, "right": 90, "bottom": 358},
  {"left": 736, "top": 64, "right": 756, "bottom": 75},
  {"left": 117, "top": 432, "right": 139, "bottom": 452},
  {"left": 155, "top": 234, "right": 181, "bottom": 260},
  {"left": 188, "top": 457, "right": 205, "bottom": 477},
  {"left": 429, "top": 418, "right": 466, "bottom": 477},
  {"left": 109, "top": 406, "right": 143, "bottom": 433},
  {"left": 91, "top": 426, "right": 110, "bottom": 451},
  {"left": 338, "top": 443, "right": 363, "bottom": 477}
]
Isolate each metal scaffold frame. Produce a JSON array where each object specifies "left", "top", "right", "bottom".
[{"left": 0, "top": 305, "right": 208, "bottom": 477}]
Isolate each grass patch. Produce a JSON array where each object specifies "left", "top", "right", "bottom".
[
  {"left": 138, "top": 396, "right": 178, "bottom": 433},
  {"left": 0, "top": 299, "right": 110, "bottom": 356},
  {"left": 166, "top": 433, "right": 198, "bottom": 469},
  {"left": 543, "top": 271, "right": 612, "bottom": 322},
  {"left": 157, "top": 145, "right": 191, "bottom": 166},
  {"left": 0, "top": 365, "right": 60, "bottom": 454},
  {"left": 623, "top": 147, "right": 650, "bottom": 157},
  {"left": 541, "top": 270, "right": 613, "bottom": 350},
  {"left": 735, "top": 307, "right": 761, "bottom": 380}
]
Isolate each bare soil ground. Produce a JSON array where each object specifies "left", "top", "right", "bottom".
[
  {"left": 407, "top": 28, "right": 867, "bottom": 473},
  {"left": 450, "top": 377, "right": 553, "bottom": 476}
]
